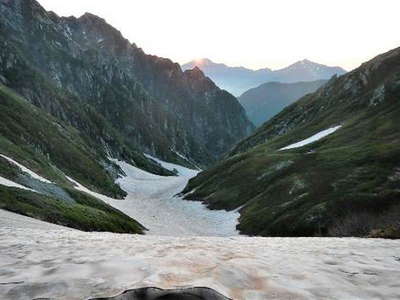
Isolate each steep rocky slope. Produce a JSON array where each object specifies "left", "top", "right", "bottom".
[
  {"left": 182, "top": 46, "right": 400, "bottom": 237},
  {"left": 239, "top": 80, "right": 327, "bottom": 126},
  {"left": 0, "top": 0, "right": 253, "bottom": 170}
]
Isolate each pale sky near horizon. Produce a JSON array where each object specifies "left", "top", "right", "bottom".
[{"left": 38, "top": 0, "right": 400, "bottom": 71}]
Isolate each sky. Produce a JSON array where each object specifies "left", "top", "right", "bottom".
[{"left": 37, "top": 0, "right": 400, "bottom": 71}]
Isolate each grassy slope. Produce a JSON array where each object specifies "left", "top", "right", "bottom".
[
  {"left": 0, "top": 185, "right": 144, "bottom": 233},
  {"left": 0, "top": 85, "right": 145, "bottom": 233},
  {"left": 0, "top": 84, "right": 125, "bottom": 197},
  {"left": 0, "top": 157, "right": 144, "bottom": 234},
  {"left": 183, "top": 48, "right": 400, "bottom": 237}
]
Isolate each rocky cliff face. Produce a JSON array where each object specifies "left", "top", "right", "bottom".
[{"left": 0, "top": 0, "right": 253, "bottom": 168}]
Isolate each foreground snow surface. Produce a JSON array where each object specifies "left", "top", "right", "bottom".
[
  {"left": 1, "top": 210, "right": 400, "bottom": 300},
  {"left": 68, "top": 158, "right": 240, "bottom": 237},
  {"left": 280, "top": 125, "right": 342, "bottom": 150}
]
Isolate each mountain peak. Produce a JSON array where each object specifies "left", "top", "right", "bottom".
[
  {"left": 290, "top": 59, "right": 320, "bottom": 68},
  {"left": 184, "top": 66, "right": 210, "bottom": 83},
  {"left": 192, "top": 65, "right": 204, "bottom": 73},
  {"left": 184, "top": 66, "right": 206, "bottom": 77},
  {"left": 79, "top": 12, "right": 106, "bottom": 23},
  {"left": 287, "top": 59, "right": 347, "bottom": 72},
  {"left": 190, "top": 58, "right": 214, "bottom": 67}
]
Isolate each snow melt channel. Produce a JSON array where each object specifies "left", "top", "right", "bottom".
[
  {"left": 279, "top": 125, "right": 342, "bottom": 150},
  {"left": 67, "top": 157, "right": 240, "bottom": 237}
]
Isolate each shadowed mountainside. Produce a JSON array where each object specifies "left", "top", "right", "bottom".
[
  {"left": 182, "top": 46, "right": 400, "bottom": 238},
  {"left": 239, "top": 80, "right": 327, "bottom": 126}
]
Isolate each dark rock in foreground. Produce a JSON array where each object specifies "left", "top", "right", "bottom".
[{"left": 91, "top": 287, "right": 231, "bottom": 300}]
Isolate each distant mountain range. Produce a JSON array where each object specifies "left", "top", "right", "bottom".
[
  {"left": 239, "top": 80, "right": 327, "bottom": 126},
  {"left": 182, "top": 58, "right": 346, "bottom": 96}
]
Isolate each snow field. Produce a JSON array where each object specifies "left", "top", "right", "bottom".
[
  {"left": 1, "top": 154, "right": 400, "bottom": 300},
  {"left": 0, "top": 210, "right": 399, "bottom": 300},
  {"left": 67, "top": 157, "right": 240, "bottom": 236}
]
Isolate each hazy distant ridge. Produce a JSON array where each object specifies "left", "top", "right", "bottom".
[
  {"left": 182, "top": 58, "right": 346, "bottom": 96},
  {"left": 239, "top": 80, "right": 327, "bottom": 126}
]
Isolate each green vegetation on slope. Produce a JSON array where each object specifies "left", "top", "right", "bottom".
[
  {"left": 0, "top": 84, "right": 125, "bottom": 197},
  {"left": 0, "top": 186, "right": 144, "bottom": 233},
  {"left": 182, "top": 47, "right": 400, "bottom": 238}
]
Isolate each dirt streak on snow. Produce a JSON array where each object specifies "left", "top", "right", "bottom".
[
  {"left": 0, "top": 209, "right": 399, "bottom": 300},
  {"left": 67, "top": 158, "right": 240, "bottom": 237}
]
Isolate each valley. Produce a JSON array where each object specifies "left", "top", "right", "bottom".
[
  {"left": 67, "top": 157, "right": 240, "bottom": 237},
  {"left": 0, "top": 0, "right": 399, "bottom": 299}
]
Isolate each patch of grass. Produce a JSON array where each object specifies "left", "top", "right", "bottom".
[{"left": 0, "top": 186, "right": 144, "bottom": 234}]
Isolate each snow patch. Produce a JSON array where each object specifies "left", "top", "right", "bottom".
[
  {"left": 0, "top": 175, "right": 36, "bottom": 192},
  {"left": 66, "top": 175, "right": 113, "bottom": 203},
  {"left": 144, "top": 153, "right": 199, "bottom": 177},
  {"left": 279, "top": 126, "right": 342, "bottom": 150},
  {"left": 0, "top": 154, "right": 52, "bottom": 183}
]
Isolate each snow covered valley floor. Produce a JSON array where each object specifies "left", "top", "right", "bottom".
[
  {"left": 1, "top": 157, "right": 400, "bottom": 299},
  {"left": 1, "top": 210, "right": 400, "bottom": 300},
  {"left": 68, "top": 157, "right": 240, "bottom": 237}
]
